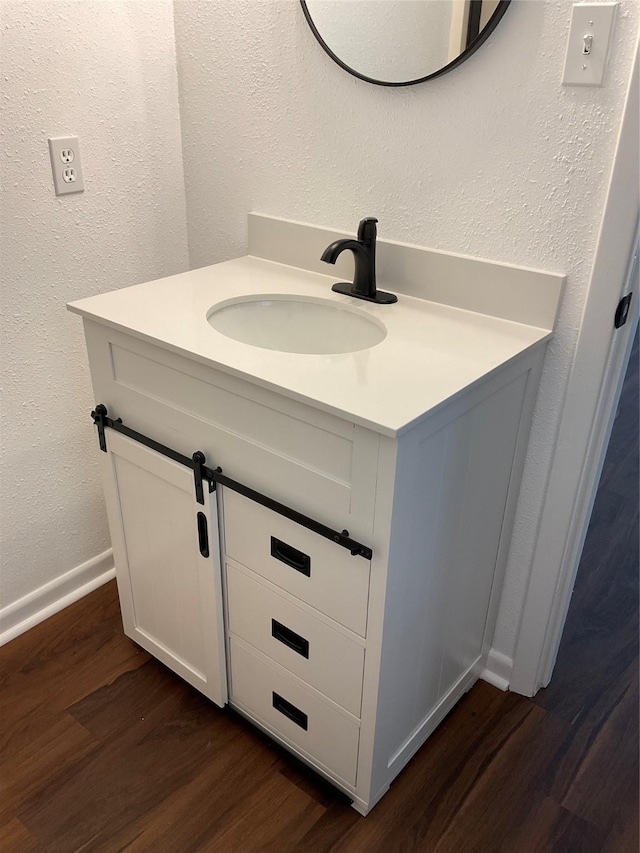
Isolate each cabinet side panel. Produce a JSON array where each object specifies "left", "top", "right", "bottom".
[
  {"left": 368, "top": 361, "right": 534, "bottom": 793},
  {"left": 437, "top": 372, "right": 528, "bottom": 697}
]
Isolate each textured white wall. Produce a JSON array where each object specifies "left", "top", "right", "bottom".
[
  {"left": 2, "top": 0, "right": 636, "bottom": 661},
  {"left": 0, "top": 1, "right": 189, "bottom": 608},
  {"left": 173, "top": 0, "right": 639, "bottom": 658}
]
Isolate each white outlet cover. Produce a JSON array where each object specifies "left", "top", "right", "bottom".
[
  {"left": 48, "top": 136, "right": 84, "bottom": 195},
  {"left": 562, "top": 3, "right": 617, "bottom": 87}
]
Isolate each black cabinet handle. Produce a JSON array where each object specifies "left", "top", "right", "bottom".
[
  {"left": 197, "top": 512, "right": 209, "bottom": 558},
  {"left": 271, "top": 619, "right": 310, "bottom": 658},
  {"left": 272, "top": 692, "right": 308, "bottom": 730},
  {"left": 270, "top": 536, "right": 311, "bottom": 576}
]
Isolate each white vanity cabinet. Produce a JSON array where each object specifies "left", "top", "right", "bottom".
[{"left": 80, "top": 314, "right": 545, "bottom": 815}]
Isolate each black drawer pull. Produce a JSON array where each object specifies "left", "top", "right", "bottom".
[
  {"left": 272, "top": 692, "right": 308, "bottom": 730},
  {"left": 271, "top": 619, "right": 309, "bottom": 658},
  {"left": 270, "top": 537, "right": 311, "bottom": 576},
  {"left": 197, "top": 512, "right": 209, "bottom": 558}
]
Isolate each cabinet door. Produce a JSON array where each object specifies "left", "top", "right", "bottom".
[{"left": 98, "top": 430, "right": 227, "bottom": 706}]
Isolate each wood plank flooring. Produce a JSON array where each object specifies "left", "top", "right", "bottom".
[{"left": 1, "top": 330, "right": 637, "bottom": 852}]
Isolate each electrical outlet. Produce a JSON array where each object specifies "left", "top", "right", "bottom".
[{"left": 48, "top": 136, "right": 84, "bottom": 195}]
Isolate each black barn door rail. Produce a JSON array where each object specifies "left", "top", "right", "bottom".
[
  {"left": 91, "top": 404, "right": 373, "bottom": 561},
  {"left": 92, "top": 404, "right": 215, "bottom": 505}
]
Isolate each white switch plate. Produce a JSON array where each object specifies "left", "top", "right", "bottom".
[
  {"left": 562, "top": 3, "right": 617, "bottom": 86},
  {"left": 48, "top": 136, "right": 85, "bottom": 196}
]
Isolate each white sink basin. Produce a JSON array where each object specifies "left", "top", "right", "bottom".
[{"left": 207, "top": 295, "right": 386, "bottom": 354}]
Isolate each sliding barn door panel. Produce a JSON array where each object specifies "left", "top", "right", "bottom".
[{"left": 99, "top": 430, "right": 227, "bottom": 706}]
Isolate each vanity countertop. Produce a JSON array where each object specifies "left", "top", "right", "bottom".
[{"left": 68, "top": 254, "right": 552, "bottom": 437}]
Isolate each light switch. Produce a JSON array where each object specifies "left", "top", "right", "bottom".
[{"left": 562, "top": 3, "right": 617, "bottom": 87}]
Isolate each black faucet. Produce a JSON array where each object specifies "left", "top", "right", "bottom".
[{"left": 321, "top": 217, "right": 398, "bottom": 304}]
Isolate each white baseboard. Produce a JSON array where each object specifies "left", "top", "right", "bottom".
[
  {"left": 480, "top": 648, "right": 513, "bottom": 692},
  {"left": 0, "top": 549, "right": 115, "bottom": 646}
]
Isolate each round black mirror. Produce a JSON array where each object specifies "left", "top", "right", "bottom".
[{"left": 301, "top": 0, "right": 511, "bottom": 86}]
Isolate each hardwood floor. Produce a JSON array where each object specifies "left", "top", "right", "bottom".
[{"left": 1, "top": 331, "right": 637, "bottom": 852}]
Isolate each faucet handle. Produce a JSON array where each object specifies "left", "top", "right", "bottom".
[{"left": 357, "top": 217, "right": 378, "bottom": 243}]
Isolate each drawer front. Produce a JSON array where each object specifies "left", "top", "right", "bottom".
[
  {"left": 223, "top": 489, "right": 371, "bottom": 637},
  {"left": 226, "top": 563, "right": 365, "bottom": 716},
  {"left": 229, "top": 636, "right": 360, "bottom": 786}
]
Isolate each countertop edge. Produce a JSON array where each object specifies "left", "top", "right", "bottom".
[
  {"left": 74, "top": 310, "right": 405, "bottom": 437},
  {"left": 73, "top": 307, "right": 551, "bottom": 440}
]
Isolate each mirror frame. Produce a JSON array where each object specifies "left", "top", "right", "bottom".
[{"left": 300, "top": 0, "right": 512, "bottom": 87}]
